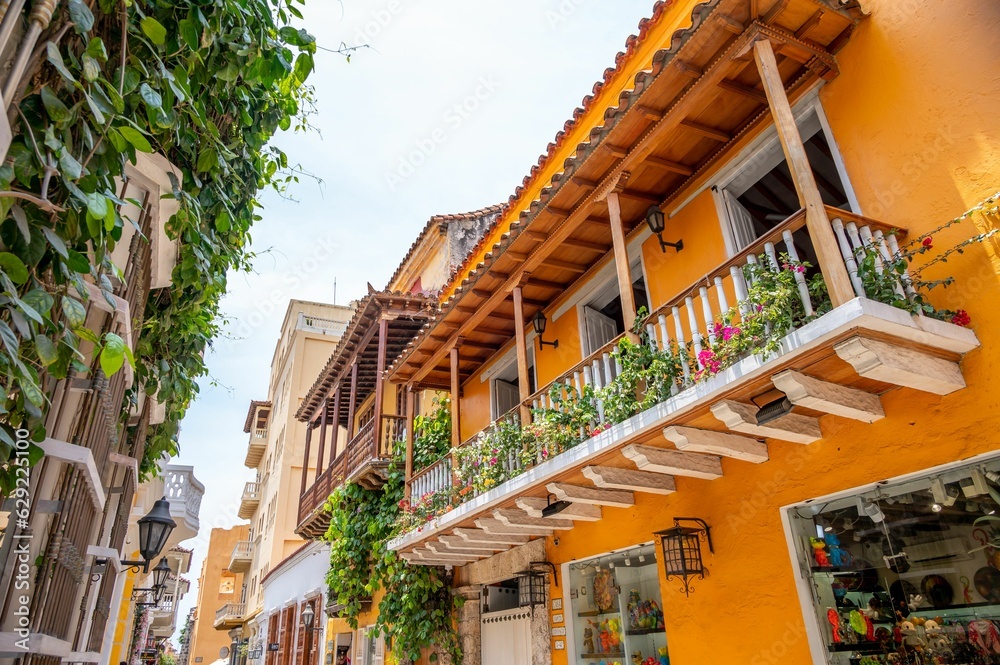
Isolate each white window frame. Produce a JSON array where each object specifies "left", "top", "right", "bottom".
[
  {"left": 670, "top": 90, "right": 861, "bottom": 258},
  {"left": 574, "top": 256, "right": 646, "bottom": 355},
  {"left": 780, "top": 449, "right": 1000, "bottom": 664}
]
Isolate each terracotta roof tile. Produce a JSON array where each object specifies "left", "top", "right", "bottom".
[{"left": 242, "top": 400, "right": 271, "bottom": 434}]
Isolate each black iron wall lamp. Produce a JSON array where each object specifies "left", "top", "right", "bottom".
[
  {"left": 515, "top": 561, "right": 558, "bottom": 609},
  {"left": 121, "top": 496, "right": 176, "bottom": 573},
  {"left": 532, "top": 310, "right": 558, "bottom": 350},
  {"left": 645, "top": 205, "right": 684, "bottom": 253},
  {"left": 132, "top": 558, "right": 171, "bottom": 606},
  {"left": 654, "top": 517, "right": 713, "bottom": 597}
]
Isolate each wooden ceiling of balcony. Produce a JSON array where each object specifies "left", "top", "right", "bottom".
[
  {"left": 297, "top": 290, "right": 437, "bottom": 424},
  {"left": 389, "top": 0, "right": 863, "bottom": 390}
]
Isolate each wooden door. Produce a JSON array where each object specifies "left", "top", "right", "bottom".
[
  {"left": 723, "top": 188, "right": 757, "bottom": 250},
  {"left": 481, "top": 608, "right": 531, "bottom": 665}
]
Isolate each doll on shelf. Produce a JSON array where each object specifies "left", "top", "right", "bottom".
[{"left": 810, "top": 537, "right": 830, "bottom": 567}]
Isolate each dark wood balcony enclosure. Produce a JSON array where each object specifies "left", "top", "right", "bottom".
[
  {"left": 377, "top": 1, "right": 975, "bottom": 565},
  {"left": 295, "top": 290, "right": 436, "bottom": 539}
]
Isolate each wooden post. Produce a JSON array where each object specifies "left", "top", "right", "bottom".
[
  {"left": 511, "top": 285, "right": 533, "bottom": 425},
  {"left": 404, "top": 385, "right": 415, "bottom": 502},
  {"left": 299, "top": 422, "right": 313, "bottom": 497},
  {"left": 449, "top": 344, "right": 463, "bottom": 491},
  {"left": 329, "top": 384, "right": 341, "bottom": 463},
  {"left": 607, "top": 191, "right": 639, "bottom": 338},
  {"left": 372, "top": 317, "right": 390, "bottom": 457},
  {"left": 753, "top": 39, "right": 855, "bottom": 308},
  {"left": 314, "top": 398, "right": 328, "bottom": 487},
  {"left": 346, "top": 361, "right": 359, "bottom": 441}
]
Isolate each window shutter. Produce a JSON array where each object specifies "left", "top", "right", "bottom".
[{"left": 373, "top": 634, "right": 385, "bottom": 665}]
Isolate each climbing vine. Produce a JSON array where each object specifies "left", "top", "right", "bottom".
[
  {"left": 0, "top": 0, "right": 319, "bottom": 487},
  {"left": 325, "top": 459, "right": 462, "bottom": 663}
]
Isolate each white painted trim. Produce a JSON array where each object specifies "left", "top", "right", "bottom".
[
  {"left": 0, "top": 632, "right": 72, "bottom": 658},
  {"left": 813, "top": 99, "right": 862, "bottom": 215},
  {"left": 388, "top": 298, "right": 979, "bottom": 551},
  {"left": 108, "top": 452, "right": 139, "bottom": 489},
  {"left": 37, "top": 437, "right": 105, "bottom": 511}
]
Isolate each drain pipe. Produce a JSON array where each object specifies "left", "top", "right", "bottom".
[{"left": 2, "top": 0, "right": 60, "bottom": 110}]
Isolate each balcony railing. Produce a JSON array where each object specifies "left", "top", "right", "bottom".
[
  {"left": 245, "top": 427, "right": 267, "bottom": 468},
  {"left": 297, "top": 414, "right": 407, "bottom": 537},
  {"left": 297, "top": 312, "right": 348, "bottom": 336},
  {"left": 214, "top": 602, "right": 245, "bottom": 629},
  {"left": 162, "top": 465, "right": 204, "bottom": 540},
  {"left": 228, "top": 539, "right": 254, "bottom": 573},
  {"left": 237, "top": 481, "right": 261, "bottom": 519},
  {"left": 392, "top": 205, "right": 980, "bottom": 556}
]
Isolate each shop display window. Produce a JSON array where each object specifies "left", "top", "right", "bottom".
[
  {"left": 790, "top": 457, "right": 1000, "bottom": 664},
  {"left": 567, "top": 543, "right": 670, "bottom": 665}
]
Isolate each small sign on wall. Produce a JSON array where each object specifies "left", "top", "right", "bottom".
[
  {"left": 554, "top": 640, "right": 565, "bottom": 650},
  {"left": 552, "top": 613, "right": 563, "bottom": 624},
  {"left": 552, "top": 627, "right": 566, "bottom": 637},
  {"left": 551, "top": 598, "right": 562, "bottom": 610}
]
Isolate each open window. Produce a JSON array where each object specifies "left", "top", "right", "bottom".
[
  {"left": 579, "top": 260, "right": 649, "bottom": 356},
  {"left": 715, "top": 104, "right": 857, "bottom": 254},
  {"left": 490, "top": 351, "right": 535, "bottom": 421}
]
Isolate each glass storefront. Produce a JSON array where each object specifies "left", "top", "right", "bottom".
[
  {"left": 568, "top": 543, "right": 669, "bottom": 665},
  {"left": 790, "top": 456, "right": 1000, "bottom": 664}
]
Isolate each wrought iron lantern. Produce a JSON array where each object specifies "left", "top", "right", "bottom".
[
  {"left": 515, "top": 561, "right": 557, "bottom": 609},
  {"left": 655, "top": 518, "right": 713, "bottom": 597},
  {"left": 300, "top": 603, "right": 316, "bottom": 629},
  {"left": 532, "top": 310, "right": 558, "bottom": 349},
  {"left": 645, "top": 205, "right": 684, "bottom": 253},
  {"left": 132, "top": 557, "right": 171, "bottom": 606},
  {"left": 122, "top": 497, "right": 176, "bottom": 573}
]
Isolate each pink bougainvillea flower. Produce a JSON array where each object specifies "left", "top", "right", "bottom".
[
  {"left": 721, "top": 325, "right": 741, "bottom": 342},
  {"left": 951, "top": 309, "right": 971, "bottom": 326},
  {"left": 698, "top": 349, "right": 722, "bottom": 374},
  {"left": 922, "top": 236, "right": 933, "bottom": 249}
]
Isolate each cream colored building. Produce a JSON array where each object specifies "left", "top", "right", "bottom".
[{"left": 227, "top": 300, "right": 354, "bottom": 654}]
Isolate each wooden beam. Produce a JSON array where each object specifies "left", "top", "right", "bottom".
[
  {"left": 454, "top": 527, "right": 531, "bottom": 545},
  {"left": 526, "top": 230, "right": 548, "bottom": 242},
  {"left": 710, "top": 399, "right": 821, "bottom": 444},
  {"left": 450, "top": 346, "right": 462, "bottom": 454},
  {"left": 472, "top": 325, "right": 513, "bottom": 337},
  {"left": 643, "top": 156, "right": 695, "bottom": 176},
  {"left": 400, "top": 552, "right": 474, "bottom": 566},
  {"left": 663, "top": 426, "right": 769, "bottom": 463},
  {"left": 539, "top": 258, "right": 587, "bottom": 273},
  {"left": 512, "top": 287, "right": 532, "bottom": 424},
  {"left": 719, "top": 79, "right": 768, "bottom": 103},
  {"left": 547, "top": 483, "right": 634, "bottom": 509},
  {"left": 636, "top": 105, "right": 664, "bottom": 121},
  {"left": 675, "top": 59, "right": 703, "bottom": 78},
  {"left": 795, "top": 9, "right": 824, "bottom": 40},
  {"left": 493, "top": 509, "right": 575, "bottom": 530},
  {"left": 622, "top": 445, "right": 723, "bottom": 480},
  {"left": 582, "top": 466, "right": 676, "bottom": 495},
  {"left": 516, "top": 496, "right": 603, "bottom": 521},
  {"left": 403, "top": 387, "right": 415, "bottom": 501},
  {"left": 607, "top": 191, "right": 638, "bottom": 338},
  {"left": 754, "top": 39, "right": 854, "bottom": 307},
  {"left": 604, "top": 144, "right": 628, "bottom": 158},
  {"left": 716, "top": 12, "right": 744, "bottom": 33},
  {"left": 679, "top": 120, "right": 731, "bottom": 142},
  {"left": 438, "top": 535, "right": 509, "bottom": 552},
  {"left": 834, "top": 336, "right": 966, "bottom": 396},
  {"left": 547, "top": 207, "right": 573, "bottom": 218},
  {"left": 345, "top": 362, "right": 359, "bottom": 440},
  {"left": 372, "top": 317, "right": 390, "bottom": 452},
  {"left": 526, "top": 277, "right": 565, "bottom": 291},
  {"left": 618, "top": 190, "right": 663, "bottom": 205},
  {"left": 506, "top": 252, "right": 528, "bottom": 262},
  {"left": 562, "top": 238, "right": 610, "bottom": 253},
  {"left": 772, "top": 370, "right": 885, "bottom": 422},
  {"left": 572, "top": 177, "right": 599, "bottom": 189},
  {"left": 299, "top": 421, "right": 313, "bottom": 497}
]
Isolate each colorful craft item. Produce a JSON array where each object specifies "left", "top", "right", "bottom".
[{"left": 827, "top": 609, "right": 841, "bottom": 643}]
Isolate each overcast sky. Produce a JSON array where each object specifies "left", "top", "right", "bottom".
[{"left": 170, "top": 0, "right": 657, "bottom": 641}]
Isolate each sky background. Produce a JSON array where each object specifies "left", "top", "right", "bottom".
[{"left": 171, "top": 0, "right": 658, "bottom": 640}]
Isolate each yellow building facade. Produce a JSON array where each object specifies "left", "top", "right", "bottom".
[{"left": 376, "top": 1, "right": 1000, "bottom": 665}]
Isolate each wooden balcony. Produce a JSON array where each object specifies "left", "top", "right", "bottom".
[
  {"left": 237, "top": 481, "right": 261, "bottom": 520},
  {"left": 228, "top": 539, "right": 254, "bottom": 573},
  {"left": 296, "top": 414, "right": 406, "bottom": 539},
  {"left": 389, "top": 208, "right": 981, "bottom": 566},
  {"left": 214, "top": 602, "right": 245, "bottom": 630}
]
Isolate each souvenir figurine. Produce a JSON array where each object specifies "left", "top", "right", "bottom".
[
  {"left": 658, "top": 646, "right": 669, "bottom": 665},
  {"left": 825, "top": 532, "right": 851, "bottom": 567},
  {"left": 811, "top": 537, "right": 830, "bottom": 567},
  {"left": 900, "top": 621, "right": 925, "bottom": 650},
  {"left": 631, "top": 651, "right": 643, "bottom": 665},
  {"left": 583, "top": 626, "right": 595, "bottom": 654}
]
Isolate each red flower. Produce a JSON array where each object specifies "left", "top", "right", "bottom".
[
  {"left": 922, "top": 236, "right": 933, "bottom": 249},
  {"left": 951, "top": 310, "right": 971, "bottom": 327}
]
